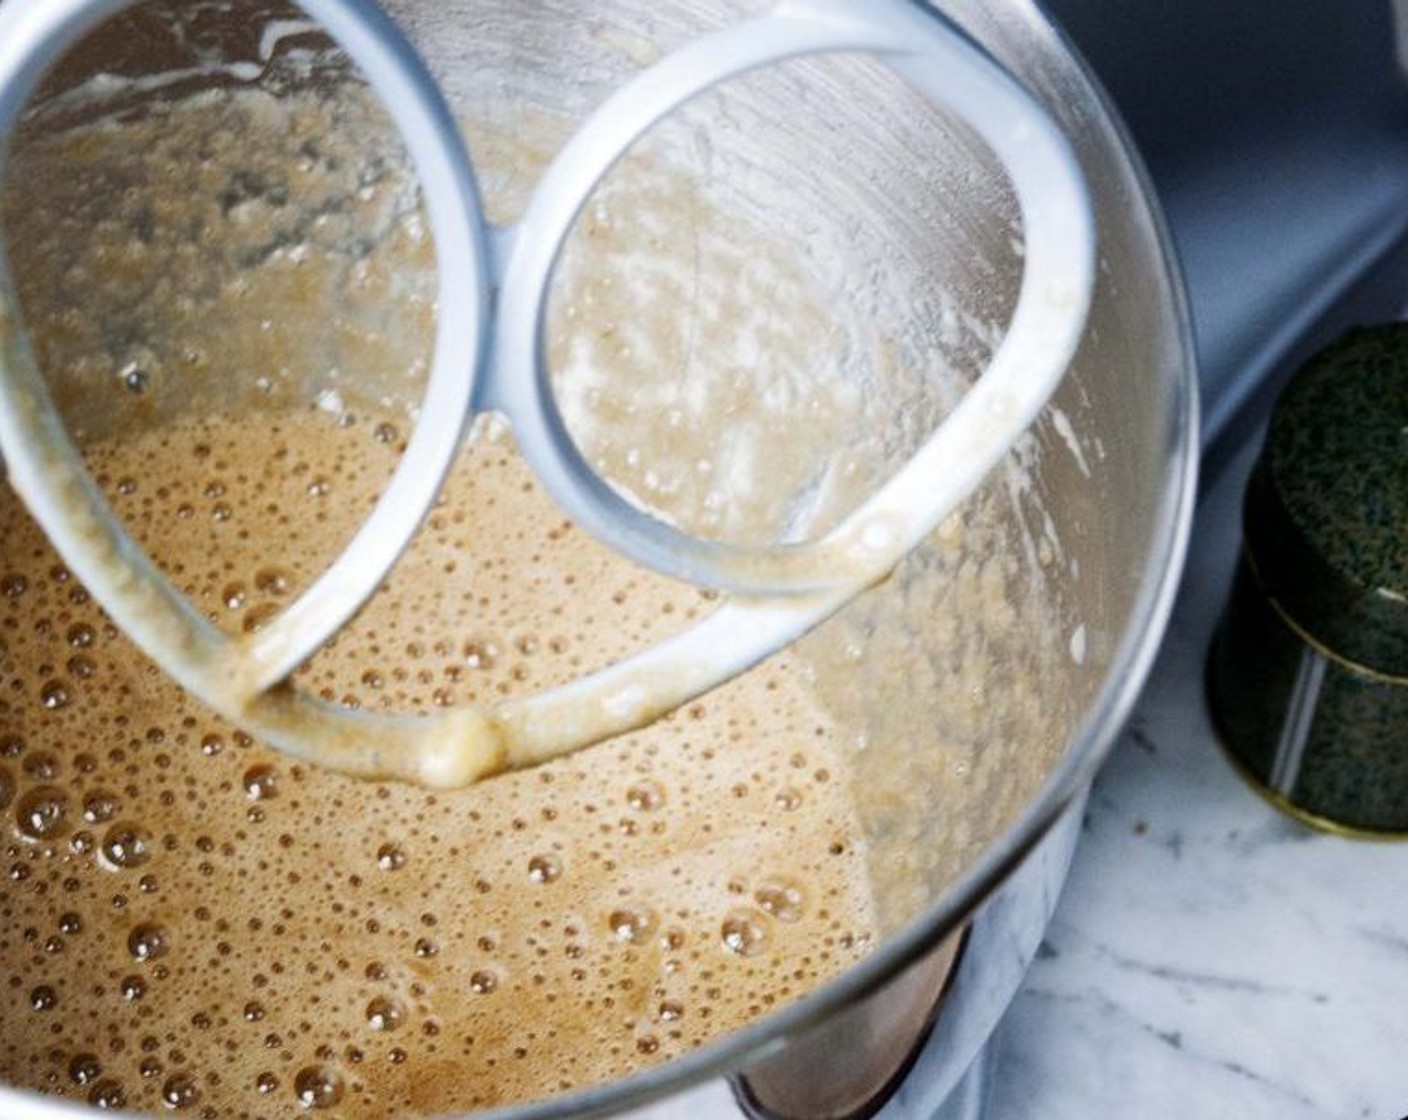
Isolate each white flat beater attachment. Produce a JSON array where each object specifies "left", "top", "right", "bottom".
[{"left": 0, "top": 0, "right": 1094, "bottom": 786}]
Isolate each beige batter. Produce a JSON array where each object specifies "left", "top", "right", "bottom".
[{"left": 0, "top": 409, "right": 875, "bottom": 1115}]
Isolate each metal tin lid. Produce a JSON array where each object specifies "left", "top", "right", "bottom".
[{"left": 1243, "top": 325, "right": 1408, "bottom": 678}]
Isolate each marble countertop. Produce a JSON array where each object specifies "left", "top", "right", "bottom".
[{"left": 982, "top": 437, "right": 1408, "bottom": 1120}]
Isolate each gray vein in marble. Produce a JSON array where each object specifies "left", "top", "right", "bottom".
[
  {"left": 1354, "top": 924, "right": 1408, "bottom": 957},
  {"left": 1014, "top": 985, "right": 1326, "bottom": 1113},
  {"left": 1088, "top": 942, "right": 1332, "bottom": 1002}
]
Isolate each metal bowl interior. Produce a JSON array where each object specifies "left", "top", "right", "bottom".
[{"left": 0, "top": 1, "right": 1196, "bottom": 1116}]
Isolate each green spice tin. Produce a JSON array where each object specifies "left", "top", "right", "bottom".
[{"left": 1207, "top": 325, "right": 1408, "bottom": 837}]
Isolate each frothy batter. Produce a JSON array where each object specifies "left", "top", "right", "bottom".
[{"left": 0, "top": 409, "right": 875, "bottom": 1115}]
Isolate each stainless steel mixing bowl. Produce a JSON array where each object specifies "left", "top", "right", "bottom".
[{"left": 0, "top": 1, "right": 1197, "bottom": 1116}]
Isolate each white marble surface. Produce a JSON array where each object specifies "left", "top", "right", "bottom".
[{"left": 983, "top": 438, "right": 1408, "bottom": 1120}]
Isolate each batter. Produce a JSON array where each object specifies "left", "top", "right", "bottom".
[{"left": 0, "top": 409, "right": 875, "bottom": 1115}]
